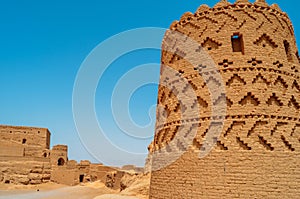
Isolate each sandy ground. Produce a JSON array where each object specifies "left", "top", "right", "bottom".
[
  {"left": 94, "top": 195, "right": 140, "bottom": 199},
  {"left": 0, "top": 181, "right": 147, "bottom": 199},
  {"left": 0, "top": 181, "right": 125, "bottom": 199}
]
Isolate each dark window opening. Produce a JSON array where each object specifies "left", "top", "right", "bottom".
[
  {"left": 79, "top": 174, "right": 84, "bottom": 183},
  {"left": 57, "top": 158, "right": 65, "bottom": 166},
  {"left": 284, "top": 40, "right": 293, "bottom": 62},
  {"left": 5, "top": 180, "right": 10, "bottom": 184},
  {"left": 231, "top": 33, "right": 244, "bottom": 54},
  {"left": 296, "top": 51, "right": 300, "bottom": 63},
  {"left": 43, "top": 153, "right": 47, "bottom": 158},
  {"left": 22, "top": 139, "right": 26, "bottom": 144}
]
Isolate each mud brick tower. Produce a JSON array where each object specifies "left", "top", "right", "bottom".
[{"left": 149, "top": 0, "right": 300, "bottom": 198}]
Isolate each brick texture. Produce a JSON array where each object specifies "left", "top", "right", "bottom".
[{"left": 149, "top": 0, "right": 300, "bottom": 198}]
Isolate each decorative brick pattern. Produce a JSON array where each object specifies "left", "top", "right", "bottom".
[{"left": 149, "top": 0, "right": 300, "bottom": 198}]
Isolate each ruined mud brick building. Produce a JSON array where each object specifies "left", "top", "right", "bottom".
[
  {"left": 0, "top": 125, "right": 117, "bottom": 186},
  {"left": 149, "top": 0, "right": 300, "bottom": 198}
]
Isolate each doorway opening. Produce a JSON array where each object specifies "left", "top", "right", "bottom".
[{"left": 79, "top": 175, "right": 84, "bottom": 183}]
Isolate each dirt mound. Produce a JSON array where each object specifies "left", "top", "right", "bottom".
[{"left": 119, "top": 173, "right": 150, "bottom": 199}]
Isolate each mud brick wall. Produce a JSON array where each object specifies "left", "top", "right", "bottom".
[
  {"left": 150, "top": 150, "right": 300, "bottom": 198},
  {"left": 0, "top": 125, "right": 51, "bottom": 159},
  {"left": 0, "top": 157, "right": 51, "bottom": 185},
  {"left": 149, "top": 0, "right": 300, "bottom": 198}
]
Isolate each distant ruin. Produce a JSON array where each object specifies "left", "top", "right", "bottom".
[
  {"left": 0, "top": 125, "right": 119, "bottom": 186},
  {"left": 149, "top": 0, "right": 300, "bottom": 198}
]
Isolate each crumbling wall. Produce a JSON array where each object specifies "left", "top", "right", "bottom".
[
  {"left": 0, "top": 125, "right": 51, "bottom": 159},
  {"left": 50, "top": 167, "right": 79, "bottom": 186},
  {"left": 0, "top": 126, "right": 52, "bottom": 185},
  {"left": 0, "top": 157, "right": 51, "bottom": 185},
  {"left": 105, "top": 170, "right": 125, "bottom": 190},
  {"left": 50, "top": 145, "right": 68, "bottom": 166},
  {"left": 90, "top": 164, "right": 117, "bottom": 183},
  {"left": 0, "top": 125, "right": 122, "bottom": 187}
]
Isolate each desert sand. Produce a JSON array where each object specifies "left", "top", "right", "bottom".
[
  {"left": 0, "top": 182, "right": 115, "bottom": 199},
  {"left": 94, "top": 195, "right": 140, "bottom": 199},
  {"left": 0, "top": 173, "right": 149, "bottom": 199}
]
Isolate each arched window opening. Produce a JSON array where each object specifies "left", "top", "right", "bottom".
[
  {"left": 57, "top": 158, "right": 65, "bottom": 166},
  {"left": 284, "top": 40, "right": 293, "bottom": 62},
  {"left": 22, "top": 139, "right": 27, "bottom": 144},
  {"left": 43, "top": 153, "right": 47, "bottom": 158},
  {"left": 231, "top": 33, "right": 244, "bottom": 54}
]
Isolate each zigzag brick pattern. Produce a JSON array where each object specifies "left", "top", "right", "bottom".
[{"left": 148, "top": 0, "right": 300, "bottom": 198}]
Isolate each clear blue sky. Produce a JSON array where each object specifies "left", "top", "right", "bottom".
[{"left": 0, "top": 0, "right": 299, "bottom": 167}]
